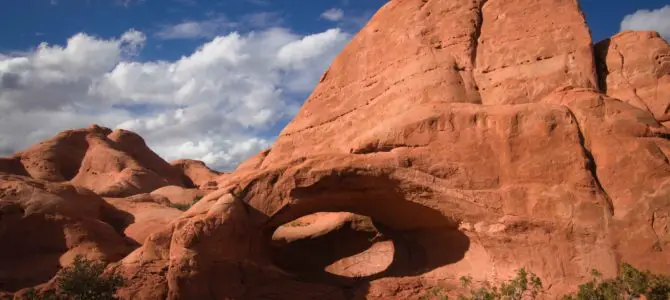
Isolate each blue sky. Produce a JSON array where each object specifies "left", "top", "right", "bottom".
[
  {"left": 1, "top": 0, "right": 667, "bottom": 53},
  {"left": 0, "top": 0, "right": 384, "bottom": 59},
  {"left": 0, "top": 0, "right": 669, "bottom": 170}
]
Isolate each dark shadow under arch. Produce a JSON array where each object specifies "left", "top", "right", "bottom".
[{"left": 262, "top": 173, "right": 470, "bottom": 287}]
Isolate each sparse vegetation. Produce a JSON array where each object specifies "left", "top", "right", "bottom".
[
  {"left": 420, "top": 286, "right": 450, "bottom": 300},
  {"left": 23, "top": 256, "right": 124, "bottom": 300},
  {"left": 562, "top": 264, "right": 670, "bottom": 300},
  {"left": 169, "top": 203, "right": 193, "bottom": 211},
  {"left": 456, "top": 268, "right": 543, "bottom": 300},
  {"left": 420, "top": 263, "right": 669, "bottom": 300},
  {"left": 169, "top": 195, "right": 203, "bottom": 211}
]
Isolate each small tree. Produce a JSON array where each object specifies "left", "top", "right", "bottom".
[
  {"left": 563, "top": 263, "right": 670, "bottom": 300},
  {"left": 23, "top": 256, "right": 124, "bottom": 300}
]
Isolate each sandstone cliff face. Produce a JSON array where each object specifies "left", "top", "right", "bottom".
[
  {"left": 595, "top": 31, "right": 670, "bottom": 124},
  {"left": 474, "top": 0, "right": 598, "bottom": 105},
  {"left": 107, "top": 1, "right": 670, "bottom": 298},
  {"left": 2, "top": 0, "right": 670, "bottom": 299},
  {"left": 260, "top": 0, "right": 603, "bottom": 166}
]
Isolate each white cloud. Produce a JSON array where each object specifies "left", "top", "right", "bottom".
[
  {"left": 276, "top": 28, "right": 350, "bottom": 92},
  {"left": 156, "top": 13, "right": 284, "bottom": 40},
  {"left": 621, "top": 5, "right": 670, "bottom": 40},
  {"left": 321, "top": 8, "right": 344, "bottom": 22},
  {"left": 0, "top": 30, "right": 146, "bottom": 112},
  {"left": 156, "top": 17, "right": 236, "bottom": 40},
  {"left": 241, "top": 12, "right": 284, "bottom": 28},
  {"left": 0, "top": 27, "right": 350, "bottom": 171}
]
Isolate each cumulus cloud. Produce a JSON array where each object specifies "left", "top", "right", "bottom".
[
  {"left": 621, "top": 5, "right": 670, "bottom": 40},
  {"left": 0, "top": 30, "right": 145, "bottom": 112},
  {"left": 0, "top": 27, "right": 350, "bottom": 170},
  {"left": 321, "top": 8, "right": 345, "bottom": 22}
]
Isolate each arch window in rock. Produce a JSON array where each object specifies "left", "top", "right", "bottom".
[{"left": 262, "top": 174, "right": 471, "bottom": 286}]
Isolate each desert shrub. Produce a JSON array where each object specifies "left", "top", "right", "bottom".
[
  {"left": 23, "top": 256, "right": 124, "bottom": 300},
  {"left": 420, "top": 286, "right": 450, "bottom": 300},
  {"left": 169, "top": 195, "right": 203, "bottom": 211},
  {"left": 562, "top": 264, "right": 670, "bottom": 300},
  {"left": 441, "top": 263, "right": 668, "bottom": 300},
  {"left": 457, "top": 268, "right": 543, "bottom": 300}
]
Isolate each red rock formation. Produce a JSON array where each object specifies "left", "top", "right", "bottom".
[
  {"left": 170, "top": 159, "right": 222, "bottom": 189},
  {"left": 232, "top": 149, "right": 270, "bottom": 175},
  {"left": 0, "top": 125, "right": 186, "bottom": 197},
  {"left": 113, "top": 191, "right": 345, "bottom": 300},
  {"left": 2, "top": 0, "right": 670, "bottom": 299},
  {"left": 595, "top": 31, "right": 670, "bottom": 125},
  {"left": 270, "top": 212, "right": 395, "bottom": 280},
  {"left": 105, "top": 194, "right": 183, "bottom": 244},
  {"left": 474, "top": 0, "right": 598, "bottom": 104},
  {"left": 109, "top": 0, "right": 669, "bottom": 299},
  {"left": 0, "top": 126, "right": 204, "bottom": 295},
  {"left": 150, "top": 185, "right": 206, "bottom": 206},
  {"left": 0, "top": 175, "right": 136, "bottom": 292}
]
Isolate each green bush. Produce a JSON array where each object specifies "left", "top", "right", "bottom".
[
  {"left": 23, "top": 256, "right": 124, "bottom": 300},
  {"left": 457, "top": 268, "right": 543, "bottom": 300},
  {"left": 426, "top": 263, "right": 669, "bottom": 300},
  {"left": 563, "top": 264, "right": 670, "bottom": 300}
]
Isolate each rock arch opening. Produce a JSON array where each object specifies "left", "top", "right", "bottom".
[
  {"left": 263, "top": 174, "right": 471, "bottom": 286},
  {"left": 270, "top": 212, "right": 394, "bottom": 284}
]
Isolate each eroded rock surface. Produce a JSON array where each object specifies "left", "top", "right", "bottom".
[
  {"left": 0, "top": 127, "right": 209, "bottom": 295},
  {"left": 474, "top": 0, "right": 598, "bottom": 104},
  {"left": 170, "top": 159, "right": 222, "bottom": 189},
  {"left": 111, "top": 0, "right": 669, "bottom": 298},
  {"left": 2, "top": 0, "right": 670, "bottom": 299},
  {"left": 105, "top": 193, "right": 184, "bottom": 244},
  {"left": 595, "top": 31, "right": 670, "bottom": 124},
  {"left": 0, "top": 175, "right": 136, "bottom": 293},
  {"left": 1, "top": 125, "right": 186, "bottom": 197},
  {"left": 151, "top": 185, "right": 206, "bottom": 206}
]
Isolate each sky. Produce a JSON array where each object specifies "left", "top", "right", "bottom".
[{"left": 0, "top": 0, "right": 669, "bottom": 171}]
